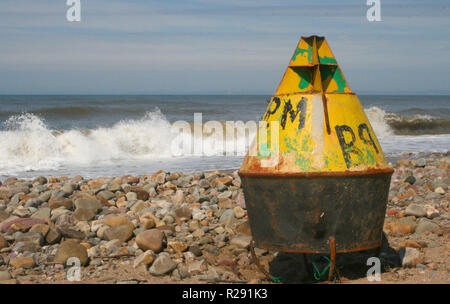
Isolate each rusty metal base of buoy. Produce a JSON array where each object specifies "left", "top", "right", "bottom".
[
  {"left": 240, "top": 171, "right": 392, "bottom": 254},
  {"left": 241, "top": 171, "right": 392, "bottom": 283}
]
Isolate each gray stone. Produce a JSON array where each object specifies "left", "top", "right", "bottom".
[
  {"left": 0, "top": 270, "right": 11, "bottom": 281},
  {"left": 51, "top": 189, "right": 66, "bottom": 200},
  {"left": 10, "top": 193, "right": 24, "bottom": 205},
  {"left": 219, "top": 209, "right": 235, "bottom": 223},
  {"left": 414, "top": 158, "right": 426, "bottom": 167},
  {"left": 97, "top": 190, "right": 115, "bottom": 201},
  {"left": 74, "top": 198, "right": 102, "bottom": 212},
  {"left": 107, "top": 183, "right": 121, "bottom": 192},
  {"left": 149, "top": 253, "right": 177, "bottom": 276},
  {"left": 172, "top": 267, "right": 191, "bottom": 280},
  {"left": 415, "top": 218, "right": 439, "bottom": 234},
  {"left": 31, "top": 207, "right": 51, "bottom": 220},
  {"left": 398, "top": 216, "right": 417, "bottom": 226},
  {"left": 38, "top": 191, "right": 52, "bottom": 202},
  {"left": 25, "top": 198, "right": 43, "bottom": 208},
  {"left": 199, "top": 179, "right": 210, "bottom": 189},
  {"left": 404, "top": 176, "right": 416, "bottom": 185},
  {"left": 188, "top": 259, "right": 207, "bottom": 274},
  {"left": 62, "top": 184, "right": 75, "bottom": 196},
  {"left": 33, "top": 176, "right": 47, "bottom": 185},
  {"left": 230, "top": 234, "right": 252, "bottom": 249},
  {"left": 72, "top": 208, "right": 96, "bottom": 221},
  {"left": 218, "top": 191, "right": 232, "bottom": 199},
  {"left": 90, "top": 259, "right": 102, "bottom": 267},
  {"left": 405, "top": 204, "right": 427, "bottom": 217}
]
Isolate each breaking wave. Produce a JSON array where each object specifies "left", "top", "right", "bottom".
[
  {"left": 0, "top": 111, "right": 253, "bottom": 174},
  {"left": 364, "top": 106, "right": 450, "bottom": 136},
  {"left": 0, "top": 106, "right": 449, "bottom": 175}
]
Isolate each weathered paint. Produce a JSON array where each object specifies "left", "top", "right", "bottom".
[{"left": 240, "top": 35, "right": 391, "bottom": 175}]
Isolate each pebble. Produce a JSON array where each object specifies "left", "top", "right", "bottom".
[
  {"left": 55, "top": 240, "right": 89, "bottom": 266},
  {"left": 72, "top": 208, "right": 97, "bottom": 221},
  {"left": 415, "top": 218, "right": 440, "bottom": 234},
  {"left": 219, "top": 209, "right": 235, "bottom": 223},
  {"left": 174, "top": 206, "right": 191, "bottom": 219},
  {"left": 133, "top": 250, "right": 156, "bottom": 268},
  {"left": 405, "top": 204, "right": 427, "bottom": 217},
  {"left": 188, "top": 259, "right": 207, "bottom": 275},
  {"left": 136, "top": 229, "right": 164, "bottom": 253},
  {"left": 45, "top": 227, "right": 62, "bottom": 244},
  {"left": 414, "top": 158, "right": 426, "bottom": 167},
  {"left": 104, "top": 225, "right": 134, "bottom": 243},
  {"left": 57, "top": 227, "right": 85, "bottom": 239},
  {"left": 168, "top": 241, "right": 188, "bottom": 253},
  {"left": 399, "top": 247, "right": 422, "bottom": 267},
  {"left": 233, "top": 206, "right": 245, "bottom": 219},
  {"left": 74, "top": 198, "right": 102, "bottom": 212},
  {"left": 10, "top": 256, "right": 36, "bottom": 269},
  {"left": 404, "top": 175, "right": 416, "bottom": 185},
  {"left": 149, "top": 253, "right": 177, "bottom": 276},
  {"left": 100, "top": 216, "right": 134, "bottom": 230},
  {"left": 230, "top": 234, "right": 252, "bottom": 249},
  {"left": 48, "top": 198, "right": 73, "bottom": 210},
  {"left": 188, "top": 245, "right": 202, "bottom": 257},
  {"left": 97, "top": 190, "right": 115, "bottom": 201},
  {"left": 0, "top": 270, "right": 11, "bottom": 281},
  {"left": 434, "top": 187, "right": 445, "bottom": 194},
  {"left": 0, "top": 234, "right": 7, "bottom": 249},
  {"left": 384, "top": 221, "right": 415, "bottom": 235}
]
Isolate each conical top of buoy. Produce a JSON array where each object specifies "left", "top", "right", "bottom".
[{"left": 240, "top": 35, "right": 392, "bottom": 175}]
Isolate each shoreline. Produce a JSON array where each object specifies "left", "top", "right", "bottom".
[
  {"left": 1, "top": 151, "right": 449, "bottom": 183},
  {"left": 0, "top": 155, "right": 448, "bottom": 284}
]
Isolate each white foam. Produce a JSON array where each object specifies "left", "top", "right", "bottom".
[
  {"left": 0, "top": 110, "right": 257, "bottom": 176},
  {"left": 364, "top": 106, "right": 394, "bottom": 138},
  {"left": 0, "top": 111, "right": 177, "bottom": 174}
]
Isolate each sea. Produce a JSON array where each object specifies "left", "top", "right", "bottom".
[{"left": 0, "top": 95, "right": 449, "bottom": 180}]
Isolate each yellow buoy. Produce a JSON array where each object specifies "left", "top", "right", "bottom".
[{"left": 238, "top": 36, "right": 394, "bottom": 277}]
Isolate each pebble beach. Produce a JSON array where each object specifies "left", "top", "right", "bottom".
[{"left": 0, "top": 154, "right": 448, "bottom": 284}]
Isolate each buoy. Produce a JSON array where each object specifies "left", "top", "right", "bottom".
[{"left": 238, "top": 36, "right": 393, "bottom": 278}]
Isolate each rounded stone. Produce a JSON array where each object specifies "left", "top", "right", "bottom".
[
  {"left": 136, "top": 229, "right": 164, "bottom": 253},
  {"left": 0, "top": 234, "right": 8, "bottom": 249},
  {"left": 55, "top": 240, "right": 89, "bottom": 266},
  {"left": 103, "top": 225, "right": 134, "bottom": 243}
]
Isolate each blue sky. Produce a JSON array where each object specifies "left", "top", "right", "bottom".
[{"left": 0, "top": 0, "right": 449, "bottom": 94}]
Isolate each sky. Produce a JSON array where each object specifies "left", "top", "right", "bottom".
[{"left": 0, "top": 0, "right": 449, "bottom": 95}]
